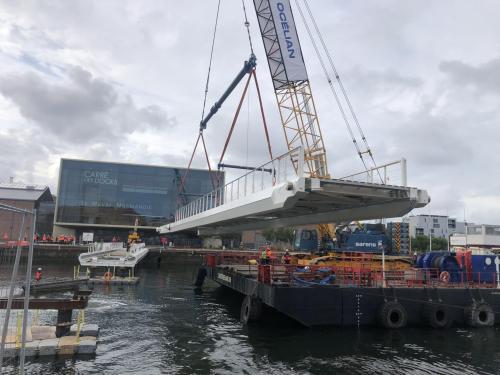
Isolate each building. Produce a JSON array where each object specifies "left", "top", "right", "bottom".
[
  {"left": 404, "top": 214, "right": 467, "bottom": 239},
  {"left": 53, "top": 158, "right": 221, "bottom": 243},
  {"left": 0, "top": 181, "right": 55, "bottom": 241},
  {"left": 450, "top": 224, "right": 500, "bottom": 249}
]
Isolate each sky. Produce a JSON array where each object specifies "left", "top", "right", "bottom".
[{"left": 0, "top": 0, "right": 499, "bottom": 225}]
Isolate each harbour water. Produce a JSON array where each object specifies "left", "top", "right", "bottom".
[{"left": 2, "top": 256, "right": 500, "bottom": 374}]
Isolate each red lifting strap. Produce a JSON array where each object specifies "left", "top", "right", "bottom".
[
  {"left": 218, "top": 68, "right": 273, "bottom": 168},
  {"left": 180, "top": 67, "right": 273, "bottom": 205}
]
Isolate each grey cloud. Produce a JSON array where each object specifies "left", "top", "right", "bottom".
[
  {"left": 0, "top": 129, "right": 50, "bottom": 186},
  {"left": 0, "top": 66, "right": 175, "bottom": 144},
  {"left": 439, "top": 58, "right": 500, "bottom": 93}
]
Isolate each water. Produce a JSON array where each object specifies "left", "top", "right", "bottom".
[{"left": 2, "top": 257, "right": 500, "bottom": 374}]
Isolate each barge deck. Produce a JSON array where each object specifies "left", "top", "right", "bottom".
[{"left": 204, "top": 256, "right": 500, "bottom": 328}]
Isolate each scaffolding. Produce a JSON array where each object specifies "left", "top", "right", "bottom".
[{"left": 0, "top": 203, "right": 36, "bottom": 374}]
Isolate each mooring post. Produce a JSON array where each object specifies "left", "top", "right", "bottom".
[{"left": 56, "top": 309, "right": 73, "bottom": 337}]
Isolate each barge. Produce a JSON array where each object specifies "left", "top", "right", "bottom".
[{"left": 200, "top": 253, "right": 500, "bottom": 328}]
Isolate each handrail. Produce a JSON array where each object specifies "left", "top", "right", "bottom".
[
  {"left": 339, "top": 158, "right": 407, "bottom": 187},
  {"left": 175, "top": 147, "right": 304, "bottom": 222}
]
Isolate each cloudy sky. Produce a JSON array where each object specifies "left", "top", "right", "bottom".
[{"left": 0, "top": 0, "right": 499, "bottom": 224}]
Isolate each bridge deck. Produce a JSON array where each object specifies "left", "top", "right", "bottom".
[{"left": 157, "top": 149, "right": 429, "bottom": 235}]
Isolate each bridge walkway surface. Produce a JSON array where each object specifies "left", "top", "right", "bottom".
[{"left": 158, "top": 147, "right": 429, "bottom": 235}]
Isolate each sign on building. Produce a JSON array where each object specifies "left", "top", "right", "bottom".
[{"left": 82, "top": 232, "right": 94, "bottom": 242}]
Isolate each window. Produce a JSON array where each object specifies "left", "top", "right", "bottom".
[
  {"left": 56, "top": 160, "right": 221, "bottom": 227},
  {"left": 430, "top": 229, "right": 434, "bottom": 234},
  {"left": 416, "top": 228, "right": 424, "bottom": 236},
  {"left": 485, "top": 226, "right": 500, "bottom": 236},
  {"left": 467, "top": 226, "right": 482, "bottom": 235},
  {"left": 433, "top": 218, "right": 439, "bottom": 223},
  {"left": 433, "top": 223, "right": 440, "bottom": 228}
]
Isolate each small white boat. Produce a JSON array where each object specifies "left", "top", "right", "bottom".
[{"left": 78, "top": 242, "right": 149, "bottom": 268}]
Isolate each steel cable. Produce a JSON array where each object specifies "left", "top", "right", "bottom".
[
  {"left": 296, "top": 0, "right": 384, "bottom": 182},
  {"left": 200, "top": 0, "right": 223, "bottom": 123}
]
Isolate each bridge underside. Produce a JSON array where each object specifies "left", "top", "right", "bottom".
[{"left": 158, "top": 178, "right": 429, "bottom": 235}]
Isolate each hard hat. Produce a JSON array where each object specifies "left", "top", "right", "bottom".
[{"left": 37, "top": 267, "right": 42, "bottom": 271}]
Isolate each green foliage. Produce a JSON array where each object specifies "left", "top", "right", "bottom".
[
  {"left": 411, "top": 235, "right": 448, "bottom": 253},
  {"left": 262, "top": 228, "right": 275, "bottom": 242},
  {"left": 262, "top": 227, "right": 295, "bottom": 243}
]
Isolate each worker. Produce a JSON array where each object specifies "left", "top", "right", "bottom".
[
  {"left": 265, "top": 246, "right": 272, "bottom": 264},
  {"left": 282, "top": 250, "right": 292, "bottom": 265},
  {"left": 34, "top": 267, "right": 42, "bottom": 282},
  {"left": 260, "top": 247, "right": 267, "bottom": 265}
]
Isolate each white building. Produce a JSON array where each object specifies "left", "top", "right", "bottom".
[
  {"left": 404, "top": 215, "right": 467, "bottom": 239},
  {"left": 450, "top": 225, "right": 500, "bottom": 249}
]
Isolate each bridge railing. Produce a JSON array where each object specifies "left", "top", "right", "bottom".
[
  {"left": 175, "top": 147, "right": 304, "bottom": 222},
  {"left": 338, "top": 158, "right": 407, "bottom": 187}
]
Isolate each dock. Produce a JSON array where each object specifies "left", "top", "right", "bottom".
[{"left": 2, "top": 323, "right": 99, "bottom": 358}]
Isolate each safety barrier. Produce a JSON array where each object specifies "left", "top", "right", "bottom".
[
  {"left": 204, "top": 252, "right": 500, "bottom": 289},
  {"left": 339, "top": 158, "right": 407, "bottom": 187},
  {"left": 175, "top": 147, "right": 304, "bottom": 222}
]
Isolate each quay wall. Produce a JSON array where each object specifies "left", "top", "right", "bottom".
[{"left": 0, "top": 244, "right": 258, "bottom": 264}]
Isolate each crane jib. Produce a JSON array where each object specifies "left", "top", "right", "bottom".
[
  {"left": 276, "top": 2, "right": 295, "bottom": 58},
  {"left": 199, "top": 55, "right": 257, "bottom": 131}
]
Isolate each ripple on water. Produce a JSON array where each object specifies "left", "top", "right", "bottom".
[{"left": 8, "top": 263, "right": 500, "bottom": 374}]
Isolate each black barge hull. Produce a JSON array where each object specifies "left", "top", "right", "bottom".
[{"left": 207, "top": 265, "right": 500, "bottom": 327}]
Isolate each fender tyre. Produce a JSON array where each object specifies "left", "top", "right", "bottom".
[
  {"left": 240, "top": 295, "right": 262, "bottom": 324},
  {"left": 378, "top": 301, "right": 407, "bottom": 329},
  {"left": 422, "top": 304, "right": 452, "bottom": 329},
  {"left": 465, "top": 302, "right": 495, "bottom": 327}
]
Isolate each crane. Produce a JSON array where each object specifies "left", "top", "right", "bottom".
[{"left": 252, "top": 0, "right": 329, "bottom": 179}]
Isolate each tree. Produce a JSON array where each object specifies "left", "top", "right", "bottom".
[
  {"left": 262, "top": 228, "right": 276, "bottom": 242},
  {"left": 262, "top": 227, "right": 295, "bottom": 245},
  {"left": 274, "top": 227, "right": 294, "bottom": 243},
  {"left": 411, "top": 235, "right": 448, "bottom": 253}
]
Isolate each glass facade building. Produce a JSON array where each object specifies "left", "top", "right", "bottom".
[{"left": 54, "top": 159, "right": 222, "bottom": 239}]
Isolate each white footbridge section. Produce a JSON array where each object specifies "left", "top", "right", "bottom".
[{"left": 157, "top": 147, "right": 430, "bottom": 235}]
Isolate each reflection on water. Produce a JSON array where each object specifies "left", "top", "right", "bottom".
[{"left": 1, "top": 258, "right": 499, "bottom": 374}]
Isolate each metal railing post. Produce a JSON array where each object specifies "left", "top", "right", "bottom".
[
  {"left": 401, "top": 158, "right": 407, "bottom": 187},
  {"left": 297, "top": 147, "right": 304, "bottom": 177},
  {"left": 277, "top": 160, "right": 281, "bottom": 184}
]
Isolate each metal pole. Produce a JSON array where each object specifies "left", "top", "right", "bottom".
[
  {"left": 297, "top": 147, "right": 304, "bottom": 177},
  {"left": 0, "top": 213, "right": 26, "bottom": 372},
  {"left": 495, "top": 256, "right": 500, "bottom": 289},
  {"left": 401, "top": 158, "right": 407, "bottom": 187},
  {"left": 20, "top": 209, "right": 37, "bottom": 372},
  {"left": 381, "top": 241, "right": 386, "bottom": 287}
]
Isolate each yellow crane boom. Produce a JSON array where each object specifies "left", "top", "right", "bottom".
[{"left": 252, "top": 0, "right": 329, "bottom": 178}]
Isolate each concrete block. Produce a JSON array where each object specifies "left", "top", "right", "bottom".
[
  {"left": 58, "top": 336, "right": 78, "bottom": 356},
  {"left": 31, "top": 325, "right": 56, "bottom": 340},
  {"left": 4, "top": 329, "right": 32, "bottom": 343},
  {"left": 22, "top": 340, "right": 40, "bottom": 357},
  {"left": 38, "top": 338, "right": 59, "bottom": 356},
  {"left": 70, "top": 323, "right": 99, "bottom": 337},
  {"left": 76, "top": 336, "right": 97, "bottom": 354},
  {"left": 2, "top": 343, "right": 18, "bottom": 358}
]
